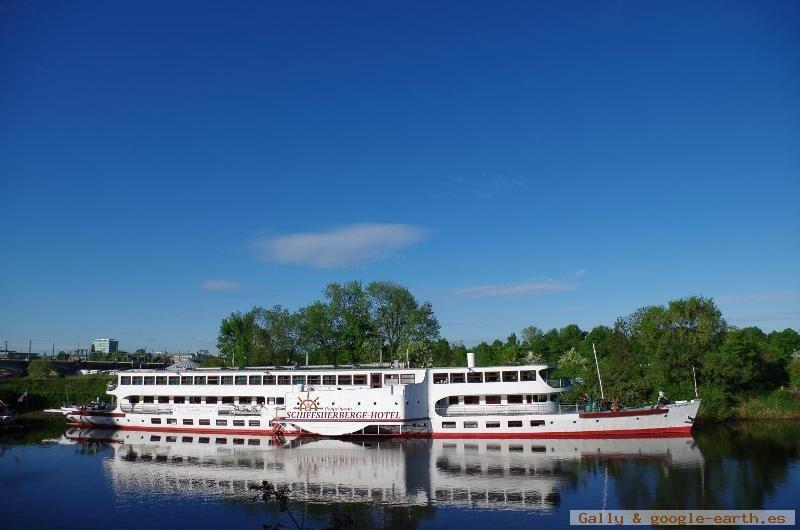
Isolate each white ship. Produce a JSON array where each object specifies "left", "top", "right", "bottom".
[{"left": 60, "top": 354, "right": 700, "bottom": 438}]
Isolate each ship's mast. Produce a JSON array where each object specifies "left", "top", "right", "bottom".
[{"left": 592, "top": 342, "right": 605, "bottom": 400}]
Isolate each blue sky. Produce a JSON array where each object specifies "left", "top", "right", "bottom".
[{"left": 1, "top": 1, "right": 798, "bottom": 353}]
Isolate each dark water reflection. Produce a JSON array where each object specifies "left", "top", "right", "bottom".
[{"left": 0, "top": 422, "right": 798, "bottom": 529}]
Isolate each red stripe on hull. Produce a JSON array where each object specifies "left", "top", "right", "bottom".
[
  {"left": 431, "top": 426, "right": 693, "bottom": 439},
  {"left": 68, "top": 422, "right": 302, "bottom": 437}
]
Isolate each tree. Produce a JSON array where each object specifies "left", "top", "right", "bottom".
[
  {"left": 367, "top": 281, "right": 440, "bottom": 364},
  {"left": 254, "top": 305, "right": 299, "bottom": 365},
  {"left": 217, "top": 310, "right": 259, "bottom": 367},
  {"left": 325, "top": 281, "right": 372, "bottom": 365},
  {"left": 297, "top": 301, "right": 338, "bottom": 365}
]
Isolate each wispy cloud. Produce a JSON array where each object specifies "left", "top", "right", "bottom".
[
  {"left": 717, "top": 291, "right": 796, "bottom": 303},
  {"left": 200, "top": 279, "right": 246, "bottom": 292},
  {"left": 250, "top": 223, "right": 426, "bottom": 268},
  {"left": 572, "top": 269, "right": 587, "bottom": 280},
  {"left": 455, "top": 280, "right": 573, "bottom": 298}
]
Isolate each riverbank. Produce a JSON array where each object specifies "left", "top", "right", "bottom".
[{"left": 0, "top": 375, "right": 113, "bottom": 411}]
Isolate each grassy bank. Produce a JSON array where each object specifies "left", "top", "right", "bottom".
[
  {"left": 735, "top": 389, "right": 800, "bottom": 420},
  {"left": 0, "top": 375, "right": 113, "bottom": 411}
]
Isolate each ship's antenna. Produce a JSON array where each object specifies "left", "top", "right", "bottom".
[
  {"left": 692, "top": 365, "right": 699, "bottom": 398},
  {"left": 592, "top": 342, "right": 605, "bottom": 400}
]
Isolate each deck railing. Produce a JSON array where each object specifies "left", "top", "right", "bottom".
[
  {"left": 435, "top": 402, "right": 587, "bottom": 417},
  {"left": 120, "top": 404, "right": 173, "bottom": 414}
]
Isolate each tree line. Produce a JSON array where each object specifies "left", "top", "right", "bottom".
[{"left": 215, "top": 282, "right": 800, "bottom": 420}]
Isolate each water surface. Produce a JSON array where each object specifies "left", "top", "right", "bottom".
[{"left": 1, "top": 421, "right": 798, "bottom": 529}]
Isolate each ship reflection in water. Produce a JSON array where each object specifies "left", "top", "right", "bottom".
[{"left": 61, "top": 428, "right": 703, "bottom": 513}]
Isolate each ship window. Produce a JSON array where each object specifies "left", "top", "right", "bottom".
[
  {"left": 277, "top": 375, "right": 290, "bottom": 385},
  {"left": 464, "top": 396, "right": 479, "bottom": 405},
  {"left": 276, "top": 397, "right": 284, "bottom": 405},
  {"left": 485, "top": 395, "right": 501, "bottom": 405},
  {"left": 249, "top": 420, "right": 260, "bottom": 427},
  {"left": 221, "top": 376, "right": 233, "bottom": 385},
  {"left": 199, "top": 437, "right": 210, "bottom": 444},
  {"left": 530, "top": 420, "right": 545, "bottom": 427},
  {"left": 526, "top": 395, "right": 533, "bottom": 404},
  {"left": 508, "top": 421, "right": 523, "bottom": 428},
  {"left": 150, "top": 435, "right": 161, "bottom": 442},
  {"left": 189, "top": 396, "right": 202, "bottom": 404},
  {"left": 143, "top": 396, "right": 154, "bottom": 403},
  {"left": 401, "top": 374, "right": 415, "bottom": 384},
  {"left": 486, "top": 422, "right": 500, "bottom": 428},
  {"left": 235, "top": 376, "right": 247, "bottom": 385},
  {"left": 353, "top": 374, "right": 367, "bottom": 385},
  {"left": 181, "top": 377, "right": 193, "bottom": 385},
  {"left": 520, "top": 370, "right": 536, "bottom": 381},
  {"left": 467, "top": 372, "right": 483, "bottom": 383},
  {"left": 448, "top": 396, "right": 459, "bottom": 405},
  {"left": 383, "top": 374, "right": 399, "bottom": 385},
  {"left": 182, "top": 419, "right": 193, "bottom": 425},
  {"left": 256, "top": 397, "right": 265, "bottom": 405},
  {"left": 207, "top": 376, "right": 219, "bottom": 385},
  {"left": 238, "top": 396, "right": 252, "bottom": 404},
  {"left": 507, "top": 395, "right": 523, "bottom": 404},
  {"left": 199, "top": 419, "right": 210, "bottom": 426},
  {"left": 194, "top": 376, "right": 206, "bottom": 385},
  {"left": 173, "top": 396, "right": 185, "bottom": 404},
  {"left": 167, "top": 418, "right": 177, "bottom": 425},
  {"left": 168, "top": 376, "right": 180, "bottom": 386},
  {"left": 536, "top": 394, "right": 548, "bottom": 403},
  {"left": 323, "top": 375, "right": 337, "bottom": 385},
  {"left": 205, "top": 396, "right": 217, "bottom": 404},
  {"left": 132, "top": 376, "right": 143, "bottom": 385},
  {"left": 502, "top": 371, "right": 518, "bottom": 382},
  {"left": 338, "top": 375, "right": 352, "bottom": 385},
  {"left": 267, "top": 397, "right": 275, "bottom": 405},
  {"left": 292, "top": 375, "right": 306, "bottom": 385},
  {"left": 450, "top": 373, "right": 465, "bottom": 383},
  {"left": 182, "top": 436, "right": 192, "bottom": 443},
  {"left": 264, "top": 375, "right": 276, "bottom": 385},
  {"left": 151, "top": 418, "right": 161, "bottom": 424},
  {"left": 233, "top": 438, "right": 244, "bottom": 445},
  {"left": 233, "top": 420, "right": 245, "bottom": 427},
  {"left": 144, "top": 376, "right": 155, "bottom": 385},
  {"left": 249, "top": 375, "right": 261, "bottom": 385},
  {"left": 442, "top": 422, "right": 456, "bottom": 429},
  {"left": 433, "top": 373, "right": 448, "bottom": 384},
  {"left": 216, "top": 420, "right": 227, "bottom": 426},
  {"left": 464, "top": 421, "right": 478, "bottom": 428},
  {"left": 248, "top": 439, "right": 260, "bottom": 446},
  {"left": 166, "top": 436, "right": 177, "bottom": 443},
  {"left": 156, "top": 376, "right": 167, "bottom": 385},
  {"left": 307, "top": 375, "right": 321, "bottom": 385},
  {"left": 485, "top": 372, "right": 500, "bottom": 383},
  {"left": 550, "top": 394, "right": 559, "bottom": 402},
  {"left": 215, "top": 438, "right": 227, "bottom": 444},
  {"left": 158, "top": 396, "right": 169, "bottom": 404},
  {"left": 120, "top": 376, "right": 131, "bottom": 385}
]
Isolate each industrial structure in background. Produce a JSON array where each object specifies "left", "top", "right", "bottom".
[{"left": 92, "top": 338, "right": 119, "bottom": 354}]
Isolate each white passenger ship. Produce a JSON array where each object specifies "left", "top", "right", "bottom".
[{"left": 62, "top": 354, "right": 700, "bottom": 438}]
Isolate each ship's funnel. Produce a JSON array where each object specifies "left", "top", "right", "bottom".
[{"left": 466, "top": 352, "right": 475, "bottom": 368}]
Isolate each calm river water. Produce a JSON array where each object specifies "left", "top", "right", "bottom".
[{"left": 1, "top": 420, "right": 798, "bottom": 529}]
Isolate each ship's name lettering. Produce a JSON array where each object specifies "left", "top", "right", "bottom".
[{"left": 286, "top": 411, "right": 400, "bottom": 420}]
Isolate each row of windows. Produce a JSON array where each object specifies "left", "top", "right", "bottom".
[
  {"left": 129, "top": 396, "right": 285, "bottom": 405},
  {"left": 120, "top": 373, "right": 416, "bottom": 386},
  {"left": 145, "top": 435, "right": 265, "bottom": 446},
  {"left": 433, "top": 370, "right": 538, "bottom": 384},
  {"left": 445, "top": 394, "right": 559, "bottom": 405},
  {"left": 149, "top": 418, "right": 264, "bottom": 427},
  {"left": 441, "top": 420, "right": 546, "bottom": 429}
]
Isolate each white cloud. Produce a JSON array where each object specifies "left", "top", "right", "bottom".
[
  {"left": 454, "top": 280, "right": 573, "bottom": 298},
  {"left": 200, "top": 279, "right": 245, "bottom": 292},
  {"left": 717, "top": 291, "right": 796, "bottom": 303},
  {"left": 572, "top": 269, "right": 587, "bottom": 279},
  {"left": 250, "top": 223, "right": 426, "bottom": 268}
]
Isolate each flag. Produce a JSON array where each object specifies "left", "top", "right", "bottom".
[{"left": 17, "top": 390, "right": 27, "bottom": 403}]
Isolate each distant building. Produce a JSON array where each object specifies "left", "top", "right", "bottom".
[{"left": 92, "top": 338, "right": 119, "bottom": 354}]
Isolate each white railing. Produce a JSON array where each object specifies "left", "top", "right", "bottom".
[
  {"left": 435, "top": 402, "right": 584, "bottom": 417},
  {"left": 120, "top": 404, "right": 173, "bottom": 414}
]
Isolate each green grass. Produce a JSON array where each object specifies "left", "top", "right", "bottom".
[
  {"left": 736, "top": 389, "right": 800, "bottom": 420},
  {"left": 0, "top": 374, "right": 113, "bottom": 411}
]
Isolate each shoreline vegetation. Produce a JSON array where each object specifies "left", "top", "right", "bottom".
[{"left": 2, "top": 283, "right": 798, "bottom": 423}]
